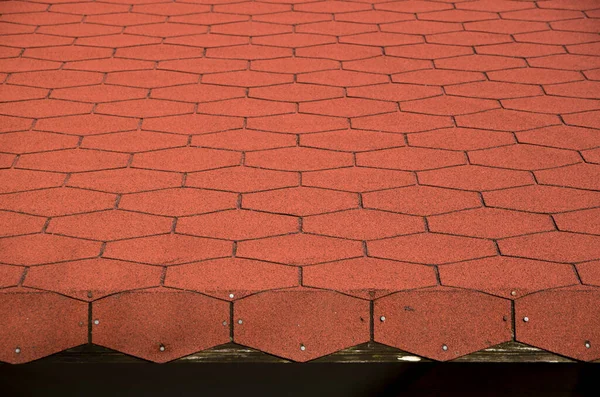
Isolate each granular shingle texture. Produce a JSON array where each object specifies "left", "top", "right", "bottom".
[{"left": 0, "top": 0, "right": 599, "bottom": 364}]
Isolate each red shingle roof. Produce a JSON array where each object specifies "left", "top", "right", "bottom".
[{"left": 1, "top": 0, "right": 599, "bottom": 364}]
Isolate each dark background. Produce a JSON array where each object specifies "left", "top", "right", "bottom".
[{"left": 0, "top": 362, "right": 597, "bottom": 397}]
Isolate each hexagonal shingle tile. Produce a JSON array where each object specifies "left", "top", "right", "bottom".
[
  {"left": 143, "top": 114, "right": 244, "bottom": 135},
  {"left": 67, "top": 168, "right": 182, "bottom": 194},
  {"left": 375, "top": 287, "right": 512, "bottom": 361},
  {"left": 0, "top": 169, "right": 65, "bottom": 194},
  {"left": 515, "top": 286, "right": 600, "bottom": 362},
  {"left": 369, "top": 233, "right": 497, "bottom": 265},
  {"left": 24, "top": 258, "right": 162, "bottom": 301},
  {"left": 105, "top": 70, "right": 198, "bottom": 88},
  {"left": 300, "top": 129, "right": 406, "bottom": 152},
  {"left": 419, "top": 165, "right": 535, "bottom": 191},
  {"left": 363, "top": 185, "right": 482, "bottom": 216},
  {"left": 246, "top": 113, "right": 348, "bottom": 134},
  {"left": 343, "top": 56, "right": 431, "bottom": 75},
  {"left": 300, "top": 98, "right": 397, "bottom": 118},
  {"left": 296, "top": 43, "right": 381, "bottom": 62},
  {"left": 0, "top": 289, "right": 88, "bottom": 364},
  {"left": 165, "top": 258, "right": 299, "bottom": 300},
  {"left": 445, "top": 81, "right": 543, "bottom": 99},
  {"left": 469, "top": 144, "right": 581, "bottom": 170},
  {"left": 187, "top": 166, "right": 298, "bottom": 193},
  {"left": 439, "top": 256, "right": 578, "bottom": 299},
  {"left": 499, "top": 232, "right": 600, "bottom": 263},
  {"left": 153, "top": 84, "right": 245, "bottom": 103},
  {"left": 536, "top": 163, "right": 600, "bottom": 191},
  {"left": 116, "top": 44, "right": 204, "bottom": 61},
  {"left": 483, "top": 185, "right": 600, "bottom": 213},
  {"left": 234, "top": 288, "right": 369, "bottom": 362},
  {"left": 35, "top": 114, "right": 138, "bottom": 136},
  {"left": 132, "top": 148, "right": 241, "bottom": 173},
  {"left": 303, "top": 257, "right": 437, "bottom": 299},
  {"left": 348, "top": 83, "right": 442, "bottom": 102},
  {"left": 92, "top": 288, "right": 230, "bottom": 363},
  {"left": 428, "top": 208, "right": 555, "bottom": 239},
  {"left": 96, "top": 99, "right": 194, "bottom": 118},
  {"left": 237, "top": 234, "right": 363, "bottom": 266},
  {"left": 0, "top": 234, "right": 101, "bottom": 266},
  {"left": 456, "top": 109, "right": 560, "bottom": 131},
  {"left": 408, "top": 127, "right": 515, "bottom": 150},
  {"left": 304, "top": 209, "right": 424, "bottom": 240},
  {"left": 402, "top": 95, "right": 499, "bottom": 115},
  {"left": 515, "top": 125, "right": 600, "bottom": 150},
  {"left": 0, "top": 99, "right": 92, "bottom": 119},
  {"left": 242, "top": 186, "right": 358, "bottom": 216},
  {"left": 81, "top": 130, "right": 187, "bottom": 153},
  {"left": 245, "top": 147, "right": 353, "bottom": 171},
  {"left": 357, "top": 147, "right": 466, "bottom": 171},
  {"left": 386, "top": 43, "right": 473, "bottom": 60},
  {"left": 203, "top": 70, "right": 292, "bottom": 88},
  {"left": 554, "top": 208, "right": 600, "bottom": 235},
  {"left": 177, "top": 210, "right": 299, "bottom": 240},
  {"left": 191, "top": 129, "right": 295, "bottom": 152},
  {"left": 104, "top": 234, "right": 232, "bottom": 265},
  {"left": 8, "top": 70, "right": 103, "bottom": 88},
  {"left": 303, "top": 167, "right": 415, "bottom": 192},
  {"left": 118, "top": 188, "right": 237, "bottom": 217},
  {"left": 435, "top": 54, "right": 525, "bottom": 71},
  {"left": 16, "top": 149, "right": 129, "bottom": 173},
  {"left": 352, "top": 112, "right": 452, "bottom": 133},
  {"left": 46, "top": 210, "right": 172, "bottom": 241},
  {"left": 51, "top": 85, "right": 148, "bottom": 103},
  {"left": 249, "top": 83, "right": 344, "bottom": 103}
]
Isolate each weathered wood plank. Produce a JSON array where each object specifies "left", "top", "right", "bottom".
[{"left": 30, "top": 341, "right": 593, "bottom": 364}]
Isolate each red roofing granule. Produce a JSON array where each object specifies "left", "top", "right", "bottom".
[{"left": 0, "top": 0, "right": 599, "bottom": 364}]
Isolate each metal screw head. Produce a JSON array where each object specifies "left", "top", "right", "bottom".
[
  {"left": 222, "top": 321, "right": 227, "bottom": 326},
  {"left": 15, "top": 348, "right": 21, "bottom": 354},
  {"left": 380, "top": 316, "right": 386, "bottom": 322},
  {"left": 87, "top": 291, "right": 93, "bottom": 299},
  {"left": 442, "top": 344, "right": 448, "bottom": 351},
  {"left": 510, "top": 291, "right": 517, "bottom": 296},
  {"left": 159, "top": 344, "right": 165, "bottom": 352},
  {"left": 585, "top": 341, "right": 591, "bottom": 349},
  {"left": 229, "top": 293, "right": 234, "bottom": 299},
  {"left": 523, "top": 317, "right": 529, "bottom": 323},
  {"left": 300, "top": 345, "right": 306, "bottom": 351},
  {"left": 94, "top": 319, "right": 100, "bottom": 325},
  {"left": 237, "top": 319, "right": 243, "bottom": 325}
]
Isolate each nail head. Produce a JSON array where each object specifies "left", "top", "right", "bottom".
[
  {"left": 15, "top": 348, "right": 21, "bottom": 354},
  {"left": 159, "top": 344, "right": 165, "bottom": 352},
  {"left": 229, "top": 293, "right": 234, "bottom": 298},
  {"left": 300, "top": 345, "right": 306, "bottom": 351},
  {"left": 510, "top": 291, "right": 517, "bottom": 296},
  {"left": 442, "top": 344, "right": 448, "bottom": 351},
  {"left": 585, "top": 341, "right": 591, "bottom": 349},
  {"left": 380, "top": 316, "right": 386, "bottom": 322},
  {"left": 238, "top": 319, "right": 243, "bottom": 324},
  {"left": 94, "top": 319, "right": 100, "bottom": 325},
  {"left": 523, "top": 317, "right": 529, "bottom": 323}
]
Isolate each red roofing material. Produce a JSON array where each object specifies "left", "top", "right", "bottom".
[
  {"left": 516, "top": 286, "right": 600, "bottom": 362},
  {"left": 375, "top": 287, "right": 512, "bottom": 361},
  {"left": 1, "top": 0, "right": 599, "bottom": 364}
]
